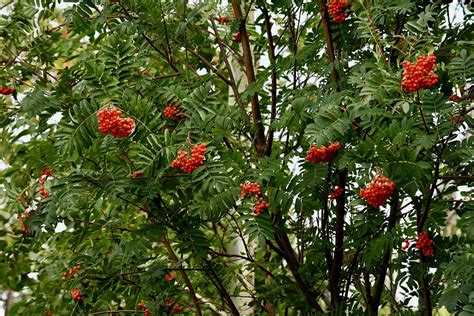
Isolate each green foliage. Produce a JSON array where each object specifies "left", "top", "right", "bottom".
[{"left": 0, "top": 0, "right": 473, "bottom": 315}]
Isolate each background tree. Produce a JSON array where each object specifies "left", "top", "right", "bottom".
[{"left": 0, "top": 0, "right": 473, "bottom": 315}]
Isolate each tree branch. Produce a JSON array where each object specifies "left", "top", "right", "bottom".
[{"left": 231, "top": 0, "right": 267, "bottom": 157}]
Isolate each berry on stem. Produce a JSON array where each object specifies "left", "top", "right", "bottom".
[
  {"left": 253, "top": 197, "right": 268, "bottom": 216},
  {"left": 327, "top": 0, "right": 349, "bottom": 23},
  {"left": 97, "top": 107, "right": 135, "bottom": 138},
  {"left": 306, "top": 142, "right": 341, "bottom": 163},
  {"left": 163, "top": 104, "right": 185, "bottom": 122},
  {"left": 415, "top": 231, "right": 434, "bottom": 256},
  {"left": 171, "top": 143, "right": 206, "bottom": 173},
  {"left": 401, "top": 54, "right": 438, "bottom": 92},
  {"left": 240, "top": 182, "right": 261, "bottom": 198},
  {"left": 329, "top": 186, "right": 343, "bottom": 199},
  {"left": 0, "top": 86, "right": 15, "bottom": 95},
  {"left": 217, "top": 16, "right": 229, "bottom": 24},
  {"left": 71, "top": 288, "right": 84, "bottom": 302},
  {"left": 360, "top": 177, "right": 395, "bottom": 208}
]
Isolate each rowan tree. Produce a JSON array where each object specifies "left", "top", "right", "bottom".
[{"left": 0, "top": 0, "right": 473, "bottom": 315}]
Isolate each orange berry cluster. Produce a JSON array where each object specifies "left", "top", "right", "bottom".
[
  {"left": 0, "top": 86, "right": 14, "bottom": 95},
  {"left": 360, "top": 177, "right": 395, "bottom": 208},
  {"left": 163, "top": 104, "right": 185, "bottom": 122},
  {"left": 415, "top": 232, "right": 434, "bottom": 256},
  {"left": 18, "top": 211, "right": 30, "bottom": 233},
  {"left": 171, "top": 143, "right": 207, "bottom": 173},
  {"left": 138, "top": 300, "right": 150, "bottom": 316},
  {"left": 240, "top": 182, "right": 261, "bottom": 198},
  {"left": 217, "top": 16, "right": 229, "bottom": 23},
  {"left": 327, "top": 0, "right": 349, "bottom": 23},
  {"left": 71, "top": 288, "right": 84, "bottom": 302},
  {"left": 62, "top": 265, "right": 81, "bottom": 283},
  {"left": 253, "top": 197, "right": 268, "bottom": 216},
  {"left": 401, "top": 54, "right": 438, "bottom": 92},
  {"left": 97, "top": 107, "right": 135, "bottom": 138},
  {"left": 38, "top": 169, "right": 52, "bottom": 198},
  {"left": 329, "top": 186, "right": 343, "bottom": 199},
  {"left": 240, "top": 182, "right": 268, "bottom": 216},
  {"left": 306, "top": 142, "right": 341, "bottom": 163}
]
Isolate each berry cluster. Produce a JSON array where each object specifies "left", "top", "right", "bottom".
[
  {"left": 415, "top": 231, "right": 434, "bottom": 256},
  {"left": 217, "top": 16, "right": 229, "bottom": 23},
  {"left": 360, "top": 177, "right": 395, "bottom": 208},
  {"left": 62, "top": 265, "right": 81, "bottom": 283},
  {"left": 131, "top": 170, "right": 144, "bottom": 178},
  {"left": 171, "top": 143, "right": 207, "bottom": 173},
  {"left": 45, "top": 309, "right": 53, "bottom": 316},
  {"left": 71, "top": 288, "right": 84, "bottom": 302},
  {"left": 329, "top": 186, "right": 343, "bottom": 199},
  {"left": 38, "top": 169, "right": 52, "bottom": 199},
  {"left": 401, "top": 54, "right": 438, "bottom": 92},
  {"left": 138, "top": 300, "right": 150, "bottom": 316},
  {"left": 240, "top": 182, "right": 268, "bottom": 216},
  {"left": 306, "top": 142, "right": 341, "bottom": 163},
  {"left": 401, "top": 238, "right": 410, "bottom": 250},
  {"left": 327, "top": 0, "right": 349, "bottom": 23},
  {"left": 0, "top": 86, "right": 14, "bottom": 95},
  {"left": 18, "top": 211, "right": 30, "bottom": 234},
  {"left": 240, "top": 182, "right": 261, "bottom": 198},
  {"left": 97, "top": 107, "right": 135, "bottom": 138},
  {"left": 166, "top": 273, "right": 174, "bottom": 282},
  {"left": 253, "top": 198, "right": 268, "bottom": 216},
  {"left": 163, "top": 104, "right": 185, "bottom": 122}
]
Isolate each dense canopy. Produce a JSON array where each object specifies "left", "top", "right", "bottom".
[{"left": 0, "top": 0, "right": 473, "bottom": 315}]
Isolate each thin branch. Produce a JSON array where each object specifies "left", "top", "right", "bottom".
[
  {"left": 209, "top": 17, "right": 251, "bottom": 125},
  {"left": 231, "top": 0, "right": 267, "bottom": 157},
  {"left": 162, "top": 235, "right": 203, "bottom": 316},
  {"left": 261, "top": 6, "right": 278, "bottom": 156}
]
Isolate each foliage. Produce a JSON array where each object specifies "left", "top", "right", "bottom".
[{"left": 0, "top": 0, "right": 473, "bottom": 315}]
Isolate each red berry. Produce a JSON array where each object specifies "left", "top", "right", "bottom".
[
  {"left": 166, "top": 273, "right": 173, "bottom": 282},
  {"left": 0, "top": 86, "right": 15, "bottom": 95},
  {"left": 327, "top": 0, "right": 350, "bottom": 23},
  {"left": 171, "top": 143, "right": 206, "bottom": 173},
  {"left": 131, "top": 170, "right": 144, "bottom": 178},
  {"left": 70, "top": 288, "right": 84, "bottom": 302},
  {"left": 173, "top": 305, "right": 184, "bottom": 312},
  {"left": 306, "top": 142, "right": 341, "bottom": 163},
  {"left": 329, "top": 186, "right": 343, "bottom": 199},
  {"left": 240, "top": 182, "right": 261, "bottom": 198},
  {"left": 401, "top": 238, "right": 410, "bottom": 250},
  {"left": 40, "top": 169, "right": 52, "bottom": 176},
  {"left": 97, "top": 107, "right": 135, "bottom": 138},
  {"left": 360, "top": 176, "right": 395, "bottom": 208},
  {"left": 252, "top": 197, "right": 268, "bottom": 216},
  {"left": 163, "top": 104, "right": 185, "bottom": 122},
  {"left": 217, "top": 16, "right": 229, "bottom": 24},
  {"left": 415, "top": 232, "right": 434, "bottom": 256},
  {"left": 401, "top": 54, "right": 438, "bottom": 92}
]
